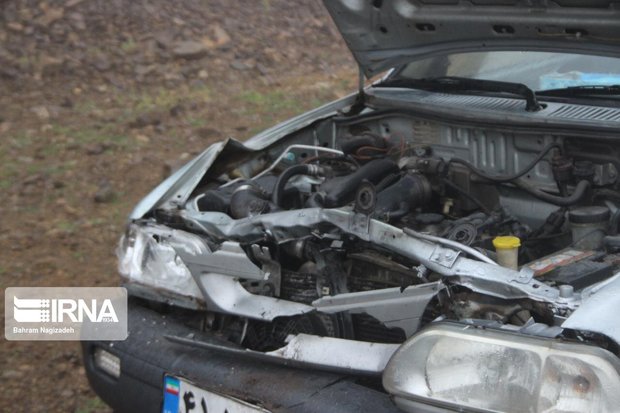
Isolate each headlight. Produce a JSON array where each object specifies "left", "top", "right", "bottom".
[
  {"left": 383, "top": 322, "right": 620, "bottom": 413},
  {"left": 117, "top": 223, "right": 204, "bottom": 307}
]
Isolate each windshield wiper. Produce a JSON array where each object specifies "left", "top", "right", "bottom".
[
  {"left": 537, "top": 84, "right": 620, "bottom": 98},
  {"left": 378, "top": 76, "right": 542, "bottom": 112}
]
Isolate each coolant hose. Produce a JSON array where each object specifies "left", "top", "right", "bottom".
[
  {"left": 514, "top": 179, "right": 590, "bottom": 206},
  {"left": 272, "top": 164, "right": 325, "bottom": 207}
]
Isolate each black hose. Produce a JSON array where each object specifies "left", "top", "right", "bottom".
[
  {"left": 523, "top": 231, "right": 571, "bottom": 244},
  {"left": 272, "top": 165, "right": 313, "bottom": 207},
  {"left": 514, "top": 179, "right": 590, "bottom": 206},
  {"left": 375, "top": 172, "right": 401, "bottom": 192},
  {"left": 591, "top": 189, "right": 620, "bottom": 235},
  {"left": 448, "top": 142, "right": 561, "bottom": 183},
  {"left": 593, "top": 189, "right": 620, "bottom": 203},
  {"left": 609, "top": 209, "right": 620, "bottom": 236},
  {"left": 320, "top": 159, "right": 399, "bottom": 207},
  {"left": 442, "top": 178, "right": 493, "bottom": 215}
]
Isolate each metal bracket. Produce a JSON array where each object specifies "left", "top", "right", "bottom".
[
  {"left": 251, "top": 244, "right": 282, "bottom": 296},
  {"left": 429, "top": 245, "right": 460, "bottom": 268},
  {"left": 513, "top": 267, "right": 535, "bottom": 284},
  {"left": 349, "top": 212, "right": 371, "bottom": 239}
]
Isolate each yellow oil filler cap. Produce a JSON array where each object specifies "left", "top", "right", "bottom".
[
  {"left": 493, "top": 236, "right": 521, "bottom": 270},
  {"left": 492, "top": 236, "right": 521, "bottom": 250}
]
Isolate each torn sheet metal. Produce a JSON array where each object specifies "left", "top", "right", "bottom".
[
  {"left": 166, "top": 333, "right": 399, "bottom": 376},
  {"left": 170, "top": 232, "right": 312, "bottom": 320},
  {"left": 191, "top": 241, "right": 266, "bottom": 280},
  {"left": 266, "top": 334, "right": 399, "bottom": 375},
  {"left": 182, "top": 208, "right": 573, "bottom": 307},
  {"left": 313, "top": 282, "right": 443, "bottom": 336},
  {"left": 563, "top": 272, "right": 620, "bottom": 345},
  {"left": 195, "top": 273, "right": 312, "bottom": 320},
  {"left": 117, "top": 223, "right": 205, "bottom": 307}
]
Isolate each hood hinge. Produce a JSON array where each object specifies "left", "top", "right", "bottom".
[{"left": 341, "top": 66, "right": 367, "bottom": 117}]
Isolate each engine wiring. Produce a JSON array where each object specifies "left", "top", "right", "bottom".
[{"left": 447, "top": 141, "right": 562, "bottom": 183}]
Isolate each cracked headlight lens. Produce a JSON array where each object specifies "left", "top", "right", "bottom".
[
  {"left": 117, "top": 223, "right": 204, "bottom": 307},
  {"left": 383, "top": 322, "right": 620, "bottom": 413}
]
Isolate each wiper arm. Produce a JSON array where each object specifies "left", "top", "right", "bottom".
[
  {"left": 537, "top": 84, "right": 620, "bottom": 97},
  {"left": 378, "top": 76, "right": 543, "bottom": 112}
]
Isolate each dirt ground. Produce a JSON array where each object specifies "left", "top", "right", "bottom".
[{"left": 0, "top": 1, "right": 355, "bottom": 411}]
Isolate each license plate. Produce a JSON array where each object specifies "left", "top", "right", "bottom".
[{"left": 162, "top": 375, "right": 270, "bottom": 413}]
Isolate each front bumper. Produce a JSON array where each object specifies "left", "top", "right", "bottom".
[{"left": 82, "top": 300, "right": 403, "bottom": 413}]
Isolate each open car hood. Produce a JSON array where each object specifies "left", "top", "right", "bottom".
[{"left": 322, "top": 0, "right": 620, "bottom": 77}]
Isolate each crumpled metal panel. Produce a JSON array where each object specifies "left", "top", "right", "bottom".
[
  {"left": 313, "top": 282, "right": 443, "bottom": 336},
  {"left": 195, "top": 273, "right": 312, "bottom": 320},
  {"left": 562, "top": 273, "right": 620, "bottom": 345},
  {"left": 183, "top": 208, "right": 576, "bottom": 308},
  {"left": 166, "top": 230, "right": 313, "bottom": 321},
  {"left": 167, "top": 333, "right": 399, "bottom": 376},
  {"left": 266, "top": 334, "right": 399, "bottom": 375},
  {"left": 194, "top": 241, "right": 265, "bottom": 280}
]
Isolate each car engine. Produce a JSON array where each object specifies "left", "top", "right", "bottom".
[{"left": 122, "top": 113, "right": 620, "bottom": 358}]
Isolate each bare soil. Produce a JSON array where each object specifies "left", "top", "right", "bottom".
[{"left": 0, "top": 1, "right": 355, "bottom": 411}]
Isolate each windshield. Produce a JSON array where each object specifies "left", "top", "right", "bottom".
[{"left": 396, "top": 51, "right": 620, "bottom": 91}]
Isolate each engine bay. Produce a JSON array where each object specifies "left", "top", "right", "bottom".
[{"left": 128, "top": 111, "right": 620, "bottom": 355}]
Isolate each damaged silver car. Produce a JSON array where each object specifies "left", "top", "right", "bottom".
[{"left": 83, "top": 1, "right": 620, "bottom": 412}]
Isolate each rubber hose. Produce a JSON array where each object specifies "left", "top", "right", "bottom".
[
  {"left": 514, "top": 179, "right": 590, "bottom": 206},
  {"left": 441, "top": 178, "right": 492, "bottom": 215},
  {"left": 272, "top": 164, "right": 323, "bottom": 207},
  {"left": 448, "top": 142, "right": 561, "bottom": 183}
]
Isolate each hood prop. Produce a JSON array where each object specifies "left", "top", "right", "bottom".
[{"left": 341, "top": 66, "right": 368, "bottom": 117}]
